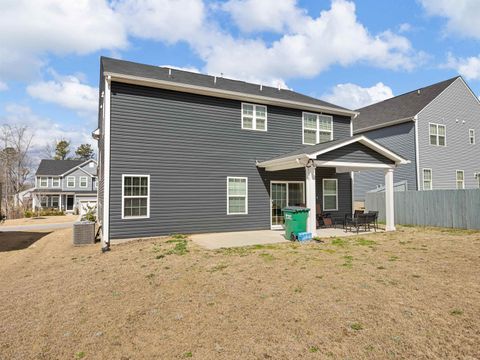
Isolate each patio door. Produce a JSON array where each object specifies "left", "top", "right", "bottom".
[{"left": 271, "top": 181, "right": 305, "bottom": 229}]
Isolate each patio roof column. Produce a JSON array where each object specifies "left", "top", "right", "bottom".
[
  {"left": 385, "top": 168, "right": 396, "bottom": 231},
  {"left": 305, "top": 162, "right": 316, "bottom": 236}
]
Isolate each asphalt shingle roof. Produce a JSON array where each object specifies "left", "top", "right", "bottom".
[
  {"left": 354, "top": 77, "right": 460, "bottom": 133},
  {"left": 101, "top": 57, "right": 351, "bottom": 112},
  {"left": 36, "top": 160, "right": 84, "bottom": 176}
]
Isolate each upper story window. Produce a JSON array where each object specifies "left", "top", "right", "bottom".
[
  {"left": 241, "top": 103, "right": 267, "bottom": 131},
  {"left": 227, "top": 177, "right": 248, "bottom": 215},
  {"left": 303, "top": 113, "right": 333, "bottom": 145},
  {"left": 67, "top": 176, "right": 75, "bottom": 188},
  {"left": 429, "top": 123, "right": 446, "bottom": 146},
  {"left": 422, "top": 169, "right": 432, "bottom": 190},
  {"left": 79, "top": 176, "right": 88, "bottom": 188},
  {"left": 39, "top": 177, "right": 48, "bottom": 188},
  {"left": 456, "top": 170, "right": 464, "bottom": 189},
  {"left": 122, "top": 175, "right": 149, "bottom": 219},
  {"left": 469, "top": 129, "right": 475, "bottom": 144},
  {"left": 52, "top": 177, "right": 60, "bottom": 187}
]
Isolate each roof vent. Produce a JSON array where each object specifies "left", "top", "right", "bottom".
[
  {"left": 168, "top": 68, "right": 172, "bottom": 77},
  {"left": 417, "top": 89, "right": 421, "bottom": 95},
  {"left": 260, "top": 84, "right": 263, "bottom": 91},
  {"left": 214, "top": 76, "right": 217, "bottom": 85}
]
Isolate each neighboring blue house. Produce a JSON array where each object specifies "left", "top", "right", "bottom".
[
  {"left": 353, "top": 76, "right": 480, "bottom": 205},
  {"left": 95, "top": 57, "right": 407, "bottom": 248},
  {"left": 33, "top": 159, "right": 98, "bottom": 215}
]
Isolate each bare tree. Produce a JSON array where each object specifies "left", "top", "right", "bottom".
[{"left": 0, "top": 125, "right": 34, "bottom": 218}]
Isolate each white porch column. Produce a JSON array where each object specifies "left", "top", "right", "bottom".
[
  {"left": 305, "top": 164, "right": 316, "bottom": 235},
  {"left": 59, "top": 194, "right": 62, "bottom": 211},
  {"left": 385, "top": 168, "right": 395, "bottom": 231}
]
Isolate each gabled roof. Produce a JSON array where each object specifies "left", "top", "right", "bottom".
[
  {"left": 101, "top": 57, "right": 356, "bottom": 116},
  {"left": 354, "top": 76, "right": 460, "bottom": 133},
  {"left": 61, "top": 159, "right": 97, "bottom": 177},
  {"left": 257, "top": 135, "right": 409, "bottom": 171},
  {"left": 36, "top": 160, "right": 85, "bottom": 176}
]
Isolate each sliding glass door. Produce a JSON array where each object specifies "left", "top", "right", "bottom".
[{"left": 271, "top": 181, "right": 305, "bottom": 228}]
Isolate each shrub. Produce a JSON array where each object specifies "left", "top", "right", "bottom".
[
  {"left": 24, "top": 210, "right": 33, "bottom": 218},
  {"left": 81, "top": 204, "right": 97, "bottom": 222}
]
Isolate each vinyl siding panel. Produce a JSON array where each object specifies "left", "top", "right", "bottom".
[
  {"left": 318, "top": 142, "right": 395, "bottom": 164},
  {"left": 417, "top": 78, "right": 480, "bottom": 189},
  {"left": 353, "top": 121, "right": 417, "bottom": 201},
  {"left": 61, "top": 168, "right": 96, "bottom": 192},
  {"left": 108, "top": 82, "right": 352, "bottom": 239}
]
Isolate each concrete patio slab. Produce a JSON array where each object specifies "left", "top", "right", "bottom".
[{"left": 191, "top": 227, "right": 382, "bottom": 249}]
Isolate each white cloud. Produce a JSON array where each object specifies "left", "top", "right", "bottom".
[
  {"left": 197, "top": 0, "right": 420, "bottom": 85},
  {"left": 420, "top": 0, "right": 480, "bottom": 39},
  {"left": 222, "top": 0, "right": 305, "bottom": 33},
  {"left": 1, "top": 104, "right": 95, "bottom": 162},
  {"left": 27, "top": 72, "right": 98, "bottom": 115},
  {"left": 398, "top": 23, "right": 412, "bottom": 33},
  {"left": 0, "top": 81, "right": 7, "bottom": 91},
  {"left": 445, "top": 53, "right": 480, "bottom": 80},
  {"left": 322, "top": 82, "right": 394, "bottom": 109}
]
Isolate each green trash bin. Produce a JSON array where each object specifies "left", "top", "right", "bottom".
[{"left": 282, "top": 207, "right": 310, "bottom": 240}]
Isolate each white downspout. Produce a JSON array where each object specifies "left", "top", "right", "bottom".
[{"left": 102, "top": 75, "right": 111, "bottom": 252}]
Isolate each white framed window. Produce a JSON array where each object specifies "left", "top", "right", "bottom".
[
  {"left": 93, "top": 177, "right": 97, "bottom": 189},
  {"left": 303, "top": 112, "right": 333, "bottom": 145},
  {"left": 422, "top": 168, "right": 432, "bottom": 190},
  {"left": 227, "top": 177, "right": 248, "bottom": 215},
  {"left": 39, "top": 177, "right": 48, "bottom": 188},
  {"left": 122, "top": 175, "right": 150, "bottom": 219},
  {"left": 52, "top": 177, "right": 60, "bottom": 187},
  {"left": 79, "top": 176, "right": 88, "bottom": 188},
  {"left": 67, "top": 176, "right": 75, "bottom": 188},
  {"left": 241, "top": 103, "right": 267, "bottom": 131},
  {"left": 456, "top": 170, "right": 464, "bottom": 189},
  {"left": 322, "top": 178, "right": 338, "bottom": 211},
  {"left": 476, "top": 172, "right": 480, "bottom": 188},
  {"left": 469, "top": 129, "right": 475, "bottom": 144},
  {"left": 429, "top": 123, "right": 446, "bottom": 146}
]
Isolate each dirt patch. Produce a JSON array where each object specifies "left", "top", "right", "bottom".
[
  {"left": 0, "top": 231, "right": 51, "bottom": 252},
  {"left": 2, "top": 214, "right": 78, "bottom": 226},
  {"left": 0, "top": 226, "right": 479, "bottom": 359}
]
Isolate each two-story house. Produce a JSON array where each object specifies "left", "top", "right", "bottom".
[
  {"left": 95, "top": 57, "right": 408, "bottom": 249},
  {"left": 353, "top": 76, "right": 480, "bottom": 205},
  {"left": 32, "top": 159, "right": 98, "bottom": 215}
]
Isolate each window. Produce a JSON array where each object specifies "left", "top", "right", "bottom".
[
  {"left": 93, "top": 177, "right": 97, "bottom": 189},
  {"left": 429, "top": 123, "right": 446, "bottom": 146},
  {"left": 51, "top": 196, "right": 59, "bottom": 208},
  {"left": 67, "top": 176, "right": 75, "bottom": 188},
  {"left": 79, "top": 176, "right": 88, "bottom": 188},
  {"left": 477, "top": 173, "right": 480, "bottom": 188},
  {"left": 39, "top": 177, "right": 48, "bottom": 188},
  {"left": 469, "top": 129, "right": 475, "bottom": 144},
  {"left": 322, "top": 179, "right": 338, "bottom": 211},
  {"left": 227, "top": 177, "right": 248, "bottom": 215},
  {"left": 456, "top": 170, "right": 464, "bottom": 189},
  {"left": 122, "top": 175, "right": 149, "bottom": 218},
  {"left": 303, "top": 113, "right": 333, "bottom": 145},
  {"left": 52, "top": 177, "right": 60, "bottom": 187},
  {"left": 241, "top": 103, "right": 267, "bottom": 131},
  {"left": 422, "top": 169, "right": 432, "bottom": 190}
]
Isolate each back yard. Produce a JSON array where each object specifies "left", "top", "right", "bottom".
[{"left": 0, "top": 227, "right": 479, "bottom": 359}]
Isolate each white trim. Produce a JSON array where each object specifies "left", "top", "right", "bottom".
[
  {"left": 227, "top": 177, "right": 248, "bottom": 215},
  {"left": 52, "top": 177, "right": 60, "bottom": 188},
  {"left": 269, "top": 181, "right": 305, "bottom": 229},
  {"left": 385, "top": 168, "right": 396, "bottom": 231},
  {"left": 302, "top": 112, "right": 333, "bottom": 145},
  {"left": 428, "top": 122, "right": 446, "bottom": 147},
  {"left": 322, "top": 178, "right": 338, "bottom": 211},
  {"left": 350, "top": 171, "right": 355, "bottom": 215},
  {"left": 39, "top": 177, "right": 48, "bottom": 188},
  {"left": 353, "top": 116, "right": 414, "bottom": 134},
  {"left": 469, "top": 129, "right": 475, "bottom": 145},
  {"left": 105, "top": 72, "right": 358, "bottom": 118},
  {"left": 414, "top": 117, "right": 421, "bottom": 190},
  {"left": 79, "top": 176, "right": 88, "bottom": 188},
  {"left": 422, "top": 168, "right": 432, "bottom": 190},
  {"left": 66, "top": 176, "right": 75, "bottom": 188},
  {"left": 241, "top": 103, "right": 268, "bottom": 131},
  {"left": 456, "top": 170, "right": 465, "bottom": 189},
  {"left": 102, "top": 76, "right": 111, "bottom": 247},
  {"left": 121, "top": 174, "right": 150, "bottom": 219},
  {"left": 60, "top": 159, "right": 97, "bottom": 177}
]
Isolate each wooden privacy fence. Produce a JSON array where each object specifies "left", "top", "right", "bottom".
[{"left": 365, "top": 189, "right": 480, "bottom": 230}]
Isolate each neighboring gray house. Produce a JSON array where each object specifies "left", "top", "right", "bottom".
[
  {"left": 95, "top": 57, "right": 407, "bottom": 248},
  {"left": 32, "top": 159, "right": 98, "bottom": 215},
  {"left": 353, "top": 76, "right": 480, "bottom": 204}
]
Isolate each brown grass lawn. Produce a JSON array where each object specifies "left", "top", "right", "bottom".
[
  {"left": 0, "top": 227, "right": 479, "bottom": 359},
  {"left": 2, "top": 214, "right": 78, "bottom": 226}
]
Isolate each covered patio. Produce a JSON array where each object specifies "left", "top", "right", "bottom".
[{"left": 257, "top": 135, "right": 409, "bottom": 235}]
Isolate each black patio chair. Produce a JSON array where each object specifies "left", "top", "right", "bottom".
[{"left": 345, "top": 212, "right": 377, "bottom": 233}]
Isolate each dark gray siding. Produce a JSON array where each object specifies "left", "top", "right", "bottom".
[
  {"left": 353, "top": 121, "right": 417, "bottom": 201},
  {"left": 109, "top": 82, "right": 352, "bottom": 239},
  {"left": 318, "top": 142, "right": 395, "bottom": 164}
]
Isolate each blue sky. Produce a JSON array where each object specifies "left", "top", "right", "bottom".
[{"left": 1, "top": 0, "right": 480, "bottom": 158}]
